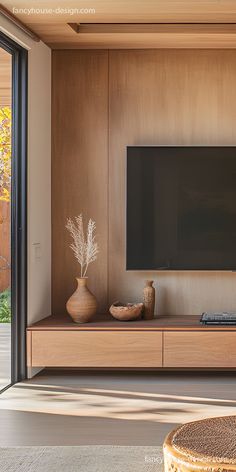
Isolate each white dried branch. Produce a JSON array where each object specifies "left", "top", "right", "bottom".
[
  {"left": 66, "top": 214, "right": 99, "bottom": 277},
  {"left": 83, "top": 219, "right": 99, "bottom": 277},
  {"left": 66, "top": 215, "right": 86, "bottom": 277}
]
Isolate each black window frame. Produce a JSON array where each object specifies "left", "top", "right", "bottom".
[{"left": 0, "top": 31, "right": 27, "bottom": 385}]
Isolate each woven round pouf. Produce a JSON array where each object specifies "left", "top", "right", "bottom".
[{"left": 163, "top": 416, "right": 236, "bottom": 472}]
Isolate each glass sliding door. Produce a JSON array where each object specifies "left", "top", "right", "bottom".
[
  {"left": 0, "top": 47, "right": 11, "bottom": 390},
  {"left": 0, "top": 32, "right": 27, "bottom": 391}
]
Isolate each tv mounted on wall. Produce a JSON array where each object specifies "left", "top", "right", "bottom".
[{"left": 126, "top": 146, "right": 236, "bottom": 271}]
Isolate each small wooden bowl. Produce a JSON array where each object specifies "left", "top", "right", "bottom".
[{"left": 109, "top": 301, "right": 143, "bottom": 321}]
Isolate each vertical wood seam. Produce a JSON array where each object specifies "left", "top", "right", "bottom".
[
  {"left": 31, "top": 331, "right": 33, "bottom": 367},
  {"left": 107, "top": 49, "right": 110, "bottom": 310},
  {"left": 162, "top": 331, "right": 164, "bottom": 367},
  {"left": 51, "top": 51, "right": 54, "bottom": 315}
]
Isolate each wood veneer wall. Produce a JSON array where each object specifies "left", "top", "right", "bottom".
[{"left": 52, "top": 49, "right": 236, "bottom": 316}]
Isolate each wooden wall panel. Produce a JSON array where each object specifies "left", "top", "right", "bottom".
[
  {"left": 52, "top": 49, "right": 236, "bottom": 317},
  {"left": 52, "top": 50, "right": 108, "bottom": 314},
  {"left": 109, "top": 50, "right": 236, "bottom": 316}
]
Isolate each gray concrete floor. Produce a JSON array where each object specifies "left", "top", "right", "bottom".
[
  {"left": 0, "top": 370, "right": 236, "bottom": 446},
  {"left": 0, "top": 323, "right": 11, "bottom": 391}
]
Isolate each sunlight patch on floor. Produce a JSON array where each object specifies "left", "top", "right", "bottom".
[{"left": 1, "top": 382, "right": 236, "bottom": 424}]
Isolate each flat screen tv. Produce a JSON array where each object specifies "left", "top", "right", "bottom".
[{"left": 126, "top": 146, "right": 236, "bottom": 270}]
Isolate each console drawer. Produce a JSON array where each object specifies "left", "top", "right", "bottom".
[
  {"left": 164, "top": 332, "right": 236, "bottom": 368},
  {"left": 31, "top": 331, "right": 162, "bottom": 367}
]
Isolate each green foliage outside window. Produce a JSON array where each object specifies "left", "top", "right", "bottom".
[
  {"left": 0, "top": 107, "right": 11, "bottom": 202},
  {"left": 0, "top": 288, "right": 11, "bottom": 323},
  {"left": 0, "top": 107, "right": 11, "bottom": 322}
]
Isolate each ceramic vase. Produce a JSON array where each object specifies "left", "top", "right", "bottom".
[
  {"left": 143, "top": 280, "right": 155, "bottom": 319},
  {"left": 66, "top": 277, "right": 98, "bottom": 323}
]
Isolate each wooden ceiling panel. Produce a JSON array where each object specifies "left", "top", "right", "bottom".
[
  {"left": 48, "top": 34, "right": 236, "bottom": 49},
  {"left": 2, "top": 1, "right": 236, "bottom": 48},
  {"left": 3, "top": 1, "right": 236, "bottom": 23}
]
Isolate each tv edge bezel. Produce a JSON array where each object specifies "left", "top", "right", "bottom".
[{"left": 126, "top": 145, "right": 236, "bottom": 272}]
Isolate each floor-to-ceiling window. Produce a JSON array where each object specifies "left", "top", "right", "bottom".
[
  {"left": 0, "top": 47, "right": 11, "bottom": 390},
  {"left": 0, "top": 32, "right": 27, "bottom": 391}
]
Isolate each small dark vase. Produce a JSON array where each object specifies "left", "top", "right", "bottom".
[{"left": 143, "top": 280, "right": 155, "bottom": 319}]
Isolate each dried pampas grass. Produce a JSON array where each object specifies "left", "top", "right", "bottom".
[{"left": 66, "top": 214, "right": 99, "bottom": 277}]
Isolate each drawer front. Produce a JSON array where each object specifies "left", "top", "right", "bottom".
[
  {"left": 164, "top": 332, "right": 236, "bottom": 368},
  {"left": 31, "top": 331, "right": 162, "bottom": 367}
]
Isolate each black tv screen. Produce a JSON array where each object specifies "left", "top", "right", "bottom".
[{"left": 126, "top": 146, "right": 236, "bottom": 270}]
